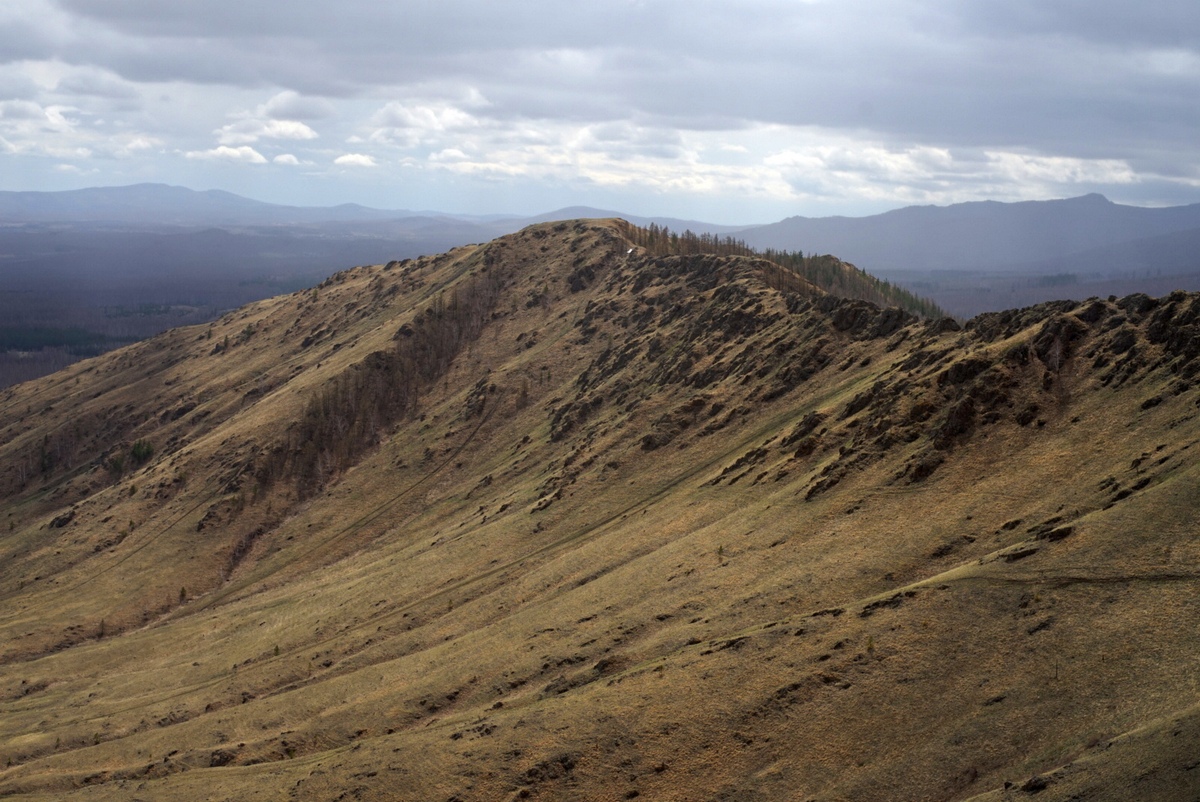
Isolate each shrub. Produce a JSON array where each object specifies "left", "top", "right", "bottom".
[{"left": 130, "top": 440, "right": 153, "bottom": 465}]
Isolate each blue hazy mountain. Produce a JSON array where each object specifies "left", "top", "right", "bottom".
[{"left": 734, "top": 194, "right": 1200, "bottom": 274}]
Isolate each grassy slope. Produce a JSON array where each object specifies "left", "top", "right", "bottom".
[{"left": 0, "top": 220, "right": 1198, "bottom": 801}]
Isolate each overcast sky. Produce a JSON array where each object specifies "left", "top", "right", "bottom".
[{"left": 2, "top": 0, "right": 1198, "bottom": 222}]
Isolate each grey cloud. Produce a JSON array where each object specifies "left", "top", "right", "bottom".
[
  {"left": 262, "top": 91, "right": 336, "bottom": 121},
  {"left": 56, "top": 0, "right": 322, "bottom": 38},
  {"left": 958, "top": 0, "right": 1200, "bottom": 48},
  {"left": 583, "top": 122, "right": 685, "bottom": 160},
  {"left": 5, "top": 0, "right": 1200, "bottom": 214},
  {"left": 46, "top": 1, "right": 827, "bottom": 93},
  {"left": 56, "top": 69, "right": 141, "bottom": 100},
  {"left": 38, "top": 0, "right": 1200, "bottom": 159},
  {"left": 0, "top": 17, "right": 58, "bottom": 63},
  {"left": 0, "top": 100, "right": 46, "bottom": 120},
  {"left": 0, "top": 70, "right": 38, "bottom": 101}
]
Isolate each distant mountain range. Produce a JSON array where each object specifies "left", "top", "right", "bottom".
[
  {"left": 4, "top": 184, "right": 1200, "bottom": 321},
  {"left": 0, "top": 183, "right": 415, "bottom": 226},
  {"left": 5, "top": 183, "right": 1200, "bottom": 273},
  {"left": 0, "top": 184, "right": 744, "bottom": 235},
  {"left": 734, "top": 193, "right": 1200, "bottom": 276}
]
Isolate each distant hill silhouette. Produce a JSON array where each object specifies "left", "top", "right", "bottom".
[
  {"left": 0, "top": 183, "right": 412, "bottom": 226},
  {"left": 735, "top": 194, "right": 1200, "bottom": 273}
]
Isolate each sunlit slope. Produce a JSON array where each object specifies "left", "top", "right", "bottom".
[{"left": 1, "top": 219, "right": 1198, "bottom": 801}]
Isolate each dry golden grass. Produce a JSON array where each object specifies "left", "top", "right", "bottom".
[{"left": 1, "top": 220, "right": 1198, "bottom": 800}]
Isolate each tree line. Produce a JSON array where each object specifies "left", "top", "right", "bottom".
[
  {"left": 259, "top": 262, "right": 506, "bottom": 498},
  {"left": 619, "top": 221, "right": 947, "bottom": 319}
]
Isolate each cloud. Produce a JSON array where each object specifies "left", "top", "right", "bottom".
[
  {"left": 185, "top": 145, "right": 267, "bottom": 164},
  {"left": 0, "top": 100, "right": 46, "bottom": 121},
  {"left": 0, "top": 93, "right": 168, "bottom": 166},
  {"left": 429, "top": 148, "right": 469, "bottom": 163},
  {"left": 0, "top": 99, "right": 95, "bottom": 159},
  {"left": 273, "top": 153, "right": 300, "bottom": 165},
  {"left": 0, "top": 3, "right": 62, "bottom": 63},
  {"left": 958, "top": 1, "right": 1200, "bottom": 49},
  {"left": 2, "top": 0, "right": 1199, "bottom": 215},
  {"left": 578, "top": 122, "right": 686, "bottom": 161},
  {"left": 367, "top": 100, "right": 481, "bottom": 148},
  {"left": 762, "top": 139, "right": 1143, "bottom": 207},
  {"left": 216, "top": 118, "right": 318, "bottom": 146},
  {"left": 112, "top": 134, "right": 161, "bottom": 158},
  {"left": 0, "top": 68, "right": 40, "bottom": 102},
  {"left": 371, "top": 101, "right": 478, "bottom": 133},
  {"left": 334, "top": 153, "right": 377, "bottom": 167},
  {"left": 53, "top": 162, "right": 98, "bottom": 175},
  {"left": 262, "top": 91, "right": 335, "bottom": 121},
  {"left": 54, "top": 68, "right": 139, "bottom": 100}
]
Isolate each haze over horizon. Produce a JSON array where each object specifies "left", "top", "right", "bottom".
[{"left": 2, "top": 1, "right": 1199, "bottom": 223}]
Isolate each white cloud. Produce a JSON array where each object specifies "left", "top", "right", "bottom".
[
  {"left": 400, "top": 120, "right": 793, "bottom": 202},
  {"left": 334, "top": 153, "right": 377, "bottom": 167},
  {"left": 216, "top": 118, "right": 317, "bottom": 145},
  {"left": 112, "top": 134, "right": 161, "bottom": 158},
  {"left": 398, "top": 103, "right": 475, "bottom": 131},
  {"left": 52, "top": 162, "right": 98, "bottom": 177},
  {"left": 429, "top": 148, "right": 468, "bottom": 162},
  {"left": 762, "top": 138, "right": 1143, "bottom": 207},
  {"left": 0, "top": 100, "right": 98, "bottom": 159},
  {"left": 984, "top": 152, "right": 1138, "bottom": 186},
  {"left": 185, "top": 145, "right": 267, "bottom": 163},
  {"left": 368, "top": 100, "right": 480, "bottom": 147},
  {"left": 273, "top": 153, "right": 300, "bottom": 165},
  {"left": 386, "top": 114, "right": 1151, "bottom": 213}
]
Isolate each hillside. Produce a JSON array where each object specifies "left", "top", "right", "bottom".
[{"left": 1, "top": 219, "right": 1199, "bottom": 801}]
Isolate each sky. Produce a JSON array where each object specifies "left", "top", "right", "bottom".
[{"left": 1, "top": 0, "right": 1199, "bottom": 223}]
